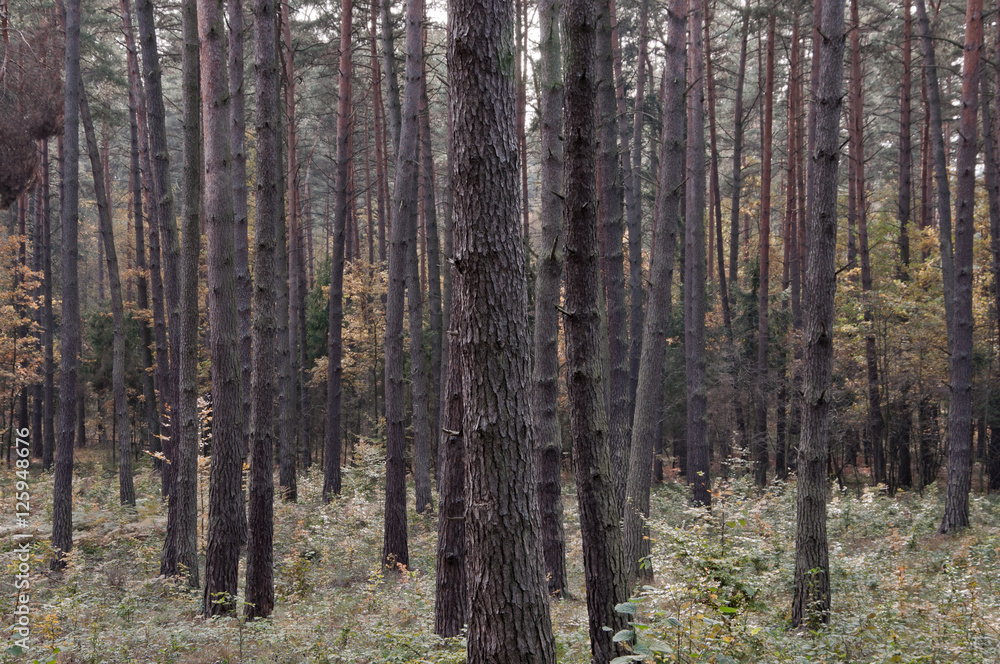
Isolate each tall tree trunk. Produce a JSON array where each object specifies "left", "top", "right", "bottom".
[
  {"left": 245, "top": 0, "right": 279, "bottom": 617},
  {"left": 563, "top": 0, "right": 631, "bottom": 653},
  {"left": 121, "top": 0, "right": 159, "bottom": 464},
  {"left": 449, "top": 0, "right": 557, "bottom": 654},
  {"left": 230, "top": 0, "right": 252, "bottom": 457},
  {"left": 52, "top": 0, "right": 81, "bottom": 569},
  {"left": 899, "top": 0, "right": 913, "bottom": 275},
  {"left": 986, "top": 0, "right": 1000, "bottom": 494},
  {"left": 136, "top": 0, "right": 181, "bottom": 500},
  {"left": 381, "top": 0, "right": 402, "bottom": 156},
  {"left": 433, "top": 266, "right": 466, "bottom": 636},
  {"left": 533, "top": 0, "right": 568, "bottom": 600},
  {"left": 850, "top": 0, "right": 885, "bottom": 487},
  {"left": 276, "top": 146, "right": 296, "bottom": 501},
  {"left": 705, "top": 0, "right": 730, "bottom": 330},
  {"left": 729, "top": 10, "right": 749, "bottom": 291},
  {"left": 161, "top": 0, "right": 200, "bottom": 588},
  {"left": 624, "top": 0, "right": 683, "bottom": 582},
  {"left": 41, "top": 139, "right": 55, "bottom": 470},
  {"left": 939, "top": 0, "right": 982, "bottom": 534},
  {"left": 792, "top": 0, "right": 845, "bottom": 627},
  {"left": 323, "top": 0, "right": 351, "bottom": 502},
  {"left": 627, "top": 0, "right": 649, "bottom": 413},
  {"left": 199, "top": 0, "right": 244, "bottom": 615},
  {"left": 403, "top": 0, "right": 432, "bottom": 515},
  {"left": 382, "top": 0, "right": 423, "bottom": 570},
  {"left": 914, "top": 0, "right": 955, "bottom": 341},
  {"left": 370, "top": 1, "right": 388, "bottom": 263},
  {"left": 596, "top": 0, "right": 630, "bottom": 513},
  {"left": 80, "top": 89, "right": 135, "bottom": 506},
  {"left": 755, "top": 13, "right": 775, "bottom": 490},
  {"left": 685, "top": 0, "right": 709, "bottom": 507}
]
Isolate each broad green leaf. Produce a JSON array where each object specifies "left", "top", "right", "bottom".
[
  {"left": 612, "top": 629, "right": 634, "bottom": 643},
  {"left": 615, "top": 602, "right": 638, "bottom": 615}
]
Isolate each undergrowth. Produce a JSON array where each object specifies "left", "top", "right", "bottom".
[{"left": 1, "top": 445, "right": 998, "bottom": 663}]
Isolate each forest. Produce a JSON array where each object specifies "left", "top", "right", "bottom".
[{"left": 2, "top": 0, "right": 1000, "bottom": 659}]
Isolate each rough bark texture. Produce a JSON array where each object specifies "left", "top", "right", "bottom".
[
  {"left": 562, "top": 0, "right": 631, "bottom": 653},
  {"left": 532, "top": 0, "right": 568, "bottom": 600},
  {"left": 449, "top": 0, "right": 557, "bottom": 655},
  {"left": 199, "top": 0, "right": 244, "bottom": 615},
  {"left": 685, "top": 0, "right": 709, "bottom": 507},
  {"left": 729, "top": 11, "right": 749, "bottom": 290},
  {"left": 51, "top": 0, "right": 81, "bottom": 570},
  {"left": 245, "top": 0, "right": 279, "bottom": 617},
  {"left": 624, "top": 0, "right": 683, "bottom": 582},
  {"left": 433, "top": 272, "right": 466, "bottom": 637},
  {"left": 80, "top": 89, "right": 135, "bottom": 507},
  {"left": 792, "top": 0, "right": 844, "bottom": 628},
  {"left": 381, "top": 0, "right": 402, "bottom": 156},
  {"left": 987, "top": 5, "right": 1000, "bottom": 494},
  {"left": 940, "top": 0, "right": 981, "bottom": 534},
  {"left": 324, "top": 0, "right": 351, "bottom": 502},
  {"left": 627, "top": 0, "right": 649, "bottom": 413},
  {"left": 596, "top": 0, "right": 630, "bottom": 514},
  {"left": 41, "top": 140, "right": 54, "bottom": 471},
  {"left": 899, "top": 0, "right": 912, "bottom": 274}
]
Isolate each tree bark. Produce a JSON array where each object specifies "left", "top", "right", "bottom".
[
  {"left": 381, "top": 0, "right": 402, "bottom": 156},
  {"left": 563, "top": 0, "right": 631, "bottom": 653},
  {"left": 532, "top": 0, "right": 569, "bottom": 600},
  {"left": 41, "top": 139, "right": 54, "bottom": 471},
  {"left": 792, "top": 0, "right": 845, "bottom": 627},
  {"left": 323, "top": 0, "right": 352, "bottom": 502},
  {"left": 80, "top": 88, "right": 135, "bottom": 507},
  {"left": 245, "top": 0, "right": 280, "bottom": 617},
  {"left": 199, "top": 0, "right": 244, "bottom": 614},
  {"left": 624, "top": 0, "right": 683, "bottom": 582},
  {"left": 729, "top": 10, "right": 749, "bottom": 291},
  {"left": 899, "top": 0, "right": 913, "bottom": 275},
  {"left": 755, "top": 13, "right": 775, "bottom": 490},
  {"left": 51, "top": 0, "right": 81, "bottom": 570},
  {"left": 939, "top": 0, "right": 981, "bottom": 534},
  {"left": 449, "top": 0, "right": 557, "bottom": 654}
]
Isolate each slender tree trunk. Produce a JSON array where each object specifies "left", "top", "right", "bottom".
[
  {"left": 136, "top": 0, "right": 181, "bottom": 499},
  {"left": 627, "top": 0, "right": 649, "bottom": 413},
  {"left": 276, "top": 131, "right": 296, "bottom": 501},
  {"left": 563, "top": 0, "right": 631, "bottom": 654},
  {"left": 915, "top": 0, "right": 955, "bottom": 340},
  {"left": 450, "top": 0, "right": 557, "bottom": 653},
  {"left": 729, "top": 11, "right": 749, "bottom": 291},
  {"left": 533, "top": 0, "right": 568, "bottom": 600},
  {"left": 230, "top": 0, "right": 252, "bottom": 461},
  {"left": 433, "top": 267, "right": 466, "bottom": 636},
  {"left": 81, "top": 89, "right": 135, "bottom": 506},
  {"left": 899, "top": 0, "right": 913, "bottom": 275},
  {"left": 705, "top": 0, "right": 729, "bottom": 330},
  {"left": 851, "top": 0, "right": 885, "bottom": 487},
  {"left": 381, "top": 0, "right": 402, "bottom": 156},
  {"left": 624, "top": 0, "right": 683, "bottom": 582},
  {"left": 199, "top": 0, "right": 244, "bottom": 614},
  {"left": 596, "top": 0, "right": 630, "bottom": 513},
  {"left": 323, "top": 0, "right": 352, "bottom": 502},
  {"left": 685, "top": 0, "right": 709, "bottom": 507},
  {"left": 383, "top": 0, "right": 423, "bottom": 570},
  {"left": 161, "top": 0, "right": 200, "bottom": 588},
  {"left": 792, "top": 0, "right": 845, "bottom": 627},
  {"left": 52, "top": 0, "right": 81, "bottom": 568},
  {"left": 755, "top": 13, "right": 775, "bottom": 490},
  {"left": 940, "top": 0, "right": 982, "bottom": 534},
  {"left": 41, "top": 140, "right": 54, "bottom": 470},
  {"left": 245, "top": 0, "right": 279, "bottom": 617},
  {"left": 986, "top": 0, "right": 1000, "bottom": 494},
  {"left": 370, "top": 1, "right": 388, "bottom": 263}
]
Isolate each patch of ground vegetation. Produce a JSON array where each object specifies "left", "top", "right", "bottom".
[{"left": 2, "top": 445, "right": 999, "bottom": 663}]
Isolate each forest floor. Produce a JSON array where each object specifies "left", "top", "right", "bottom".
[{"left": 2, "top": 443, "right": 1000, "bottom": 664}]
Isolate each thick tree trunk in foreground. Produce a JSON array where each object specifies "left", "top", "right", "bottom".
[
  {"left": 563, "top": 0, "right": 630, "bottom": 654},
  {"left": 51, "top": 0, "right": 81, "bottom": 570},
  {"left": 80, "top": 89, "right": 135, "bottom": 507},
  {"left": 624, "top": 0, "right": 684, "bottom": 584},
  {"left": 940, "top": 0, "right": 982, "bottom": 534},
  {"left": 449, "top": 0, "right": 557, "bottom": 654},
  {"left": 792, "top": 0, "right": 844, "bottom": 628},
  {"left": 245, "top": 0, "right": 280, "bottom": 619},
  {"left": 324, "top": 0, "right": 351, "bottom": 502},
  {"left": 986, "top": 10, "right": 1000, "bottom": 494},
  {"left": 199, "top": 0, "right": 244, "bottom": 615},
  {"left": 533, "top": 0, "right": 569, "bottom": 600}
]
